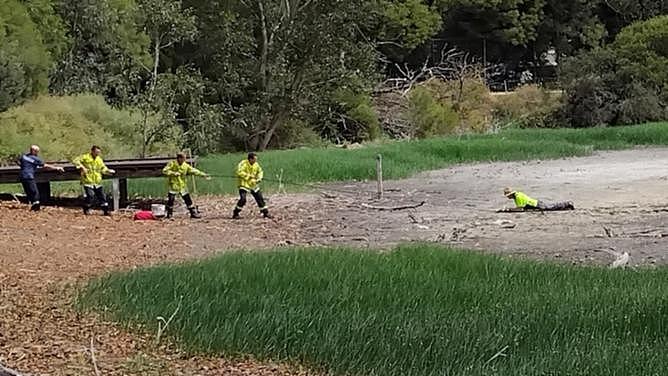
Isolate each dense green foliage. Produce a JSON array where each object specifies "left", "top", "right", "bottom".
[
  {"left": 80, "top": 244, "right": 668, "bottom": 376},
  {"left": 0, "top": 0, "right": 665, "bottom": 153},
  {"left": 0, "top": 95, "right": 177, "bottom": 163},
  {"left": 0, "top": 0, "right": 51, "bottom": 111},
  {"left": 560, "top": 16, "right": 668, "bottom": 127}
]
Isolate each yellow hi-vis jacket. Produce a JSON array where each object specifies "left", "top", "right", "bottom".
[
  {"left": 73, "top": 153, "right": 110, "bottom": 186},
  {"left": 236, "top": 159, "right": 263, "bottom": 191},
  {"left": 162, "top": 160, "right": 206, "bottom": 194},
  {"left": 513, "top": 192, "right": 539, "bottom": 208}
]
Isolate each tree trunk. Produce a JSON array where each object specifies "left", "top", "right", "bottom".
[
  {"left": 142, "top": 38, "right": 161, "bottom": 158},
  {"left": 259, "top": 110, "right": 287, "bottom": 151},
  {"left": 257, "top": 0, "right": 269, "bottom": 91}
]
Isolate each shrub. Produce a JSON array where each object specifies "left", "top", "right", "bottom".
[
  {"left": 492, "top": 85, "right": 562, "bottom": 128},
  {"left": 408, "top": 85, "right": 459, "bottom": 138},
  {"left": 559, "top": 16, "right": 668, "bottom": 127},
  {"left": 0, "top": 95, "right": 178, "bottom": 163},
  {"left": 271, "top": 119, "right": 328, "bottom": 149},
  {"left": 420, "top": 76, "right": 494, "bottom": 133},
  {"left": 330, "top": 88, "right": 382, "bottom": 142}
]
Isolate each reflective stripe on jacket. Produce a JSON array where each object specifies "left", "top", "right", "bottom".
[
  {"left": 73, "top": 153, "right": 109, "bottom": 186},
  {"left": 162, "top": 161, "right": 206, "bottom": 193},
  {"left": 236, "top": 159, "right": 263, "bottom": 191}
]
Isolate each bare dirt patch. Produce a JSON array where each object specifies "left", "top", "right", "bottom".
[
  {"left": 312, "top": 148, "right": 668, "bottom": 267},
  {"left": 2, "top": 148, "right": 668, "bottom": 374},
  {"left": 0, "top": 196, "right": 318, "bottom": 375}
]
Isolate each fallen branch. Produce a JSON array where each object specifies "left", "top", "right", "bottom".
[
  {"left": 0, "top": 363, "right": 24, "bottom": 376},
  {"left": 361, "top": 201, "right": 425, "bottom": 211}
]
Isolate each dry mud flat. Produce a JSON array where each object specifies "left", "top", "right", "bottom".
[
  {"left": 2, "top": 147, "right": 668, "bottom": 374},
  {"left": 315, "top": 148, "right": 668, "bottom": 266}
]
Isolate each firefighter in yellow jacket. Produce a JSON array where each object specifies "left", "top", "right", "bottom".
[
  {"left": 73, "top": 145, "right": 116, "bottom": 215},
  {"left": 233, "top": 152, "right": 271, "bottom": 219},
  {"left": 503, "top": 187, "right": 574, "bottom": 211},
  {"left": 162, "top": 153, "right": 210, "bottom": 218}
]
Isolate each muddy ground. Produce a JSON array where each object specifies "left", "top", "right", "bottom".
[
  {"left": 314, "top": 147, "right": 668, "bottom": 267},
  {"left": 2, "top": 148, "right": 668, "bottom": 375}
]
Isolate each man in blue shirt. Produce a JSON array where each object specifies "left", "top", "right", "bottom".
[{"left": 19, "top": 145, "right": 64, "bottom": 211}]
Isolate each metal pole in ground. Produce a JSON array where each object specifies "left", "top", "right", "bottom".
[{"left": 376, "top": 154, "right": 383, "bottom": 199}]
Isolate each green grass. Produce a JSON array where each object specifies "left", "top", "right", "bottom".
[
  {"left": 80, "top": 244, "right": 668, "bottom": 376},
  {"left": 3, "top": 122, "right": 668, "bottom": 197}
]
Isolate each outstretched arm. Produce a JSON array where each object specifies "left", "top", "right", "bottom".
[
  {"left": 101, "top": 161, "right": 115, "bottom": 175},
  {"left": 187, "top": 165, "right": 208, "bottom": 178},
  {"left": 43, "top": 163, "right": 65, "bottom": 172}
]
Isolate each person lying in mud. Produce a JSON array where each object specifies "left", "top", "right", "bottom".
[{"left": 500, "top": 187, "right": 575, "bottom": 212}]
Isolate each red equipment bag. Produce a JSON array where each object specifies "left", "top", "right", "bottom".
[{"left": 133, "top": 210, "right": 157, "bottom": 221}]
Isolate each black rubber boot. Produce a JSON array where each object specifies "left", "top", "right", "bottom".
[
  {"left": 189, "top": 206, "right": 201, "bottom": 219},
  {"left": 30, "top": 203, "right": 40, "bottom": 212},
  {"left": 232, "top": 208, "right": 241, "bottom": 219},
  {"left": 261, "top": 209, "right": 272, "bottom": 219},
  {"left": 103, "top": 206, "right": 111, "bottom": 216}
]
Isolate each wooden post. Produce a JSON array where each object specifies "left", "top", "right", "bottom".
[
  {"left": 36, "top": 182, "right": 51, "bottom": 204},
  {"left": 111, "top": 178, "right": 120, "bottom": 211},
  {"left": 376, "top": 154, "right": 383, "bottom": 199},
  {"left": 119, "top": 178, "right": 128, "bottom": 208}
]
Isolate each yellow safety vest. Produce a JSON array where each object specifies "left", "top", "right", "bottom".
[
  {"left": 514, "top": 192, "right": 538, "bottom": 208},
  {"left": 73, "top": 153, "right": 109, "bottom": 186},
  {"left": 236, "top": 159, "right": 263, "bottom": 191},
  {"left": 162, "top": 160, "right": 206, "bottom": 194}
]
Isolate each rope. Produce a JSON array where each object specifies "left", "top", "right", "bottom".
[{"left": 206, "top": 174, "right": 366, "bottom": 197}]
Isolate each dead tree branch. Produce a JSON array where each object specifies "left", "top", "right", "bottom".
[
  {"left": 374, "top": 45, "right": 479, "bottom": 96},
  {"left": 361, "top": 201, "right": 425, "bottom": 211}
]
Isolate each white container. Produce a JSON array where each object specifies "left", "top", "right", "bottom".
[{"left": 151, "top": 204, "right": 166, "bottom": 217}]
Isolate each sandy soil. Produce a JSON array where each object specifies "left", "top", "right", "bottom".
[{"left": 2, "top": 147, "right": 668, "bottom": 374}]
